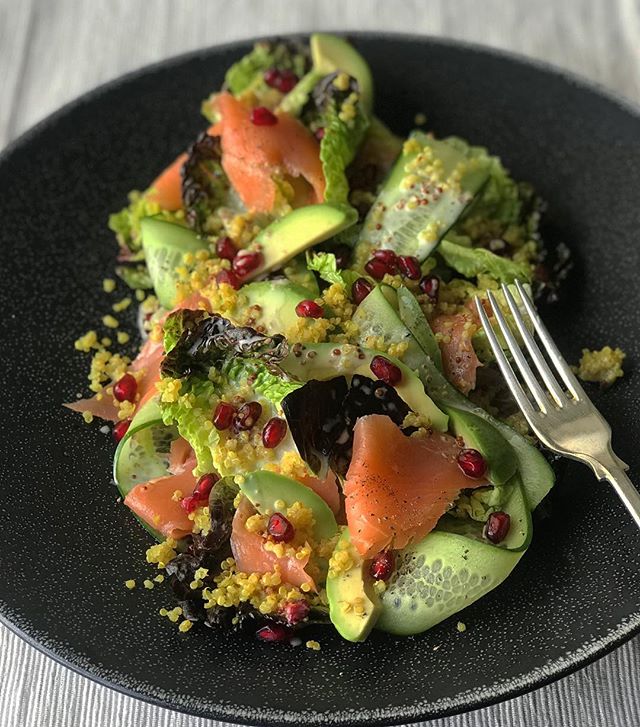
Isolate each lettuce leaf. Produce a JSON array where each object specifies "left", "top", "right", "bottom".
[
  {"left": 108, "top": 191, "right": 183, "bottom": 253},
  {"left": 306, "top": 251, "right": 361, "bottom": 288},
  {"left": 225, "top": 40, "right": 309, "bottom": 96},
  {"left": 438, "top": 239, "right": 532, "bottom": 284},
  {"left": 115, "top": 264, "right": 152, "bottom": 290}
]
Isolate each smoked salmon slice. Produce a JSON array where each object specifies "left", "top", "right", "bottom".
[{"left": 344, "top": 414, "right": 485, "bottom": 558}]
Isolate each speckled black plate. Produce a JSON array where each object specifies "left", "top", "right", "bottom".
[{"left": 1, "top": 33, "right": 639, "bottom": 726}]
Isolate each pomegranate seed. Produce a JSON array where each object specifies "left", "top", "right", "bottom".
[
  {"left": 250, "top": 106, "right": 278, "bottom": 126},
  {"left": 295, "top": 299, "right": 324, "bottom": 318},
  {"left": 263, "top": 68, "right": 281, "bottom": 88},
  {"left": 216, "top": 269, "right": 241, "bottom": 290},
  {"left": 398, "top": 255, "right": 421, "bottom": 280},
  {"left": 112, "top": 419, "right": 131, "bottom": 443},
  {"left": 457, "top": 448, "right": 487, "bottom": 479},
  {"left": 351, "top": 277, "right": 374, "bottom": 304},
  {"left": 276, "top": 69, "right": 298, "bottom": 93},
  {"left": 181, "top": 494, "right": 200, "bottom": 513},
  {"left": 372, "top": 249, "right": 398, "bottom": 268},
  {"left": 282, "top": 599, "right": 310, "bottom": 625},
  {"left": 256, "top": 624, "right": 292, "bottom": 642},
  {"left": 267, "top": 512, "right": 295, "bottom": 542},
  {"left": 213, "top": 401, "right": 235, "bottom": 430},
  {"left": 193, "top": 473, "right": 219, "bottom": 499},
  {"left": 315, "top": 127, "right": 325, "bottom": 140},
  {"left": 370, "top": 355, "right": 402, "bottom": 386},
  {"left": 216, "top": 236, "right": 237, "bottom": 261},
  {"left": 262, "top": 417, "right": 288, "bottom": 448},
  {"left": 419, "top": 274, "right": 440, "bottom": 301},
  {"left": 232, "top": 251, "right": 263, "bottom": 278},
  {"left": 364, "top": 258, "right": 389, "bottom": 280},
  {"left": 485, "top": 511, "right": 511, "bottom": 544},
  {"left": 234, "top": 401, "right": 263, "bottom": 431},
  {"left": 113, "top": 373, "right": 137, "bottom": 403},
  {"left": 370, "top": 551, "right": 395, "bottom": 581}
]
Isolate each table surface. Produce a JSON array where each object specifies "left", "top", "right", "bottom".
[{"left": 2, "top": 1, "right": 639, "bottom": 726}]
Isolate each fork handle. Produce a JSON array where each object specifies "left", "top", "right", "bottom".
[{"left": 593, "top": 461, "right": 640, "bottom": 529}]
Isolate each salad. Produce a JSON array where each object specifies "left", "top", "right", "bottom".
[{"left": 69, "top": 33, "right": 574, "bottom": 645}]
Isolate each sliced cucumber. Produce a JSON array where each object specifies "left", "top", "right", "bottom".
[
  {"left": 355, "top": 133, "right": 490, "bottom": 265},
  {"left": 140, "top": 217, "right": 208, "bottom": 308},
  {"left": 395, "top": 286, "right": 443, "bottom": 371},
  {"left": 241, "top": 279, "right": 313, "bottom": 335},
  {"left": 499, "top": 478, "right": 532, "bottom": 551},
  {"left": 375, "top": 531, "right": 523, "bottom": 636}
]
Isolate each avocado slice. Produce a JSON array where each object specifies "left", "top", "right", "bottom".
[
  {"left": 280, "top": 341, "right": 449, "bottom": 432},
  {"left": 327, "top": 528, "right": 381, "bottom": 642},
  {"left": 241, "top": 279, "right": 313, "bottom": 335},
  {"left": 310, "top": 33, "right": 374, "bottom": 114},
  {"left": 246, "top": 203, "right": 358, "bottom": 281},
  {"left": 354, "top": 132, "right": 490, "bottom": 266},
  {"left": 375, "top": 530, "right": 523, "bottom": 636},
  {"left": 140, "top": 217, "right": 208, "bottom": 308},
  {"left": 445, "top": 406, "right": 517, "bottom": 486},
  {"left": 240, "top": 471, "right": 338, "bottom": 540}
]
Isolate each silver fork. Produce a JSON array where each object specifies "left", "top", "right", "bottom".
[{"left": 475, "top": 280, "right": 640, "bottom": 528}]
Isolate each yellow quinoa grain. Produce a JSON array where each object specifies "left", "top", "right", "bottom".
[
  {"left": 102, "top": 278, "right": 116, "bottom": 293},
  {"left": 82, "top": 411, "right": 94, "bottom": 424},
  {"left": 457, "top": 621, "right": 467, "bottom": 633},
  {"left": 154, "top": 574, "right": 165, "bottom": 583},
  {"left": 178, "top": 619, "right": 193, "bottom": 633},
  {"left": 135, "top": 289, "right": 146, "bottom": 302},
  {"left": 124, "top": 579, "right": 136, "bottom": 590},
  {"left": 102, "top": 314, "right": 119, "bottom": 329},
  {"left": 117, "top": 331, "right": 130, "bottom": 345},
  {"left": 143, "top": 579, "right": 154, "bottom": 590},
  {"left": 112, "top": 297, "right": 132, "bottom": 313},
  {"left": 305, "top": 640, "right": 321, "bottom": 651}
]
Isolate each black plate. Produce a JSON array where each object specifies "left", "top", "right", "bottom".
[{"left": 1, "top": 33, "right": 639, "bottom": 726}]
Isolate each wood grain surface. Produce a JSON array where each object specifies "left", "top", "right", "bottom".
[{"left": 1, "top": 1, "right": 639, "bottom": 726}]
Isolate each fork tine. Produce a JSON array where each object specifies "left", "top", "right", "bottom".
[
  {"left": 501, "top": 284, "right": 568, "bottom": 407},
  {"left": 514, "top": 280, "right": 585, "bottom": 400},
  {"left": 474, "top": 298, "right": 538, "bottom": 422},
  {"left": 485, "top": 291, "right": 550, "bottom": 413}
]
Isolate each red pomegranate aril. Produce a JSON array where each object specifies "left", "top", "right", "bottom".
[
  {"left": 216, "top": 236, "right": 237, "bottom": 261},
  {"left": 234, "top": 401, "right": 263, "bottom": 431},
  {"left": 398, "top": 255, "right": 421, "bottom": 280},
  {"left": 250, "top": 106, "right": 278, "bottom": 126},
  {"left": 262, "top": 417, "right": 288, "bottom": 448},
  {"left": 263, "top": 68, "right": 281, "bottom": 88},
  {"left": 370, "top": 355, "right": 402, "bottom": 386},
  {"left": 216, "top": 269, "right": 241, "bottom": 290},
  {"left": 370, "top": 551, "right": 395, "bottom": 581},
  {"left": 180, "top": 494, "right": 200, "bottom": 514},
  {"left": 351, "top": 277, "right": 374, "bottom": 304},
  {"left": 256, "top": 624, "right": 292, "bottom": 642},
  {"left": 267, "top": 512, "right": 295, "bottom": 543},
  {"left": 193, "top": 473, "right": 219, "bottom": 499},
  {"left": 213, "top": 401, "right": 235, "bottom": 430},
  {"left": 419, "top": 274, "right": 440, "bottom": 301},
  {"left": 485, "top": 511, "right": 511, "bottom": 544},
  {"left": 364, "top": 258, "right": 389, "bottom": 280},
  {"left": 277, "top": 69, "right": 298, "bottom": 92},
  {"left": 282, "top": 599, "right": 310, "bottom": 625},
  {"left": 113, "top": 373, "right": 137, "bottom": 403},
  {"left": 457, "top": 448, "right": 488, "bottom": 479},
  {"left": 112, "top": 419, "right": 131, "bottom": 443},
  {"left": 372, "top": 249, "right": 398, "bottom": 266},
  {"left": 232, "top": 251, "right": 263, "bottom": 278},
  {"left": 295, "top": 299, "right": 324, "bottom": 318}
]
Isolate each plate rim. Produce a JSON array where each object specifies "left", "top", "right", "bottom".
[{"left": 1, "top": 30, "right": 639, "bottom": 726}]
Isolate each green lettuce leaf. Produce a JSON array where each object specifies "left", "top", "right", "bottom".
[
  {"left": 438, "top": 238, "right": 532, "bottom": 284},
  {"left": 115, "top": 264, "right": 153, "bottom": 290},
  {"left": 109, "top": 191, "right": 183, "bottom": 253},
  {"left": 225, "top": 40, "right": 309, "bottom": 96},
  {"left": 306, "top": 251, "right": 361, "bottom": 288}
]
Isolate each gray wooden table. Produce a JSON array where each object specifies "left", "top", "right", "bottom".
[{"left": 2, "top": 1, "right": 639, "bottom": 725}]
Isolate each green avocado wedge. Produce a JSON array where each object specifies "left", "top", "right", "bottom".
[
  {"left": 240, "top": 471, "right": 338, "bottom": 541},
  {"left": 140, "top": 217, "right": 208, "bottom": 308},
  {"left": 327, "top": 529, "right": 382, "bottom": 642},
  {"left": 375, "top": 530, "right": 524, "bottom": 636},
  {"left": 246, "top": 203, "right": 358, "bottom": 280},
  {"left": 310, "top": 33, "right": 374, "bottom": 114}
]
